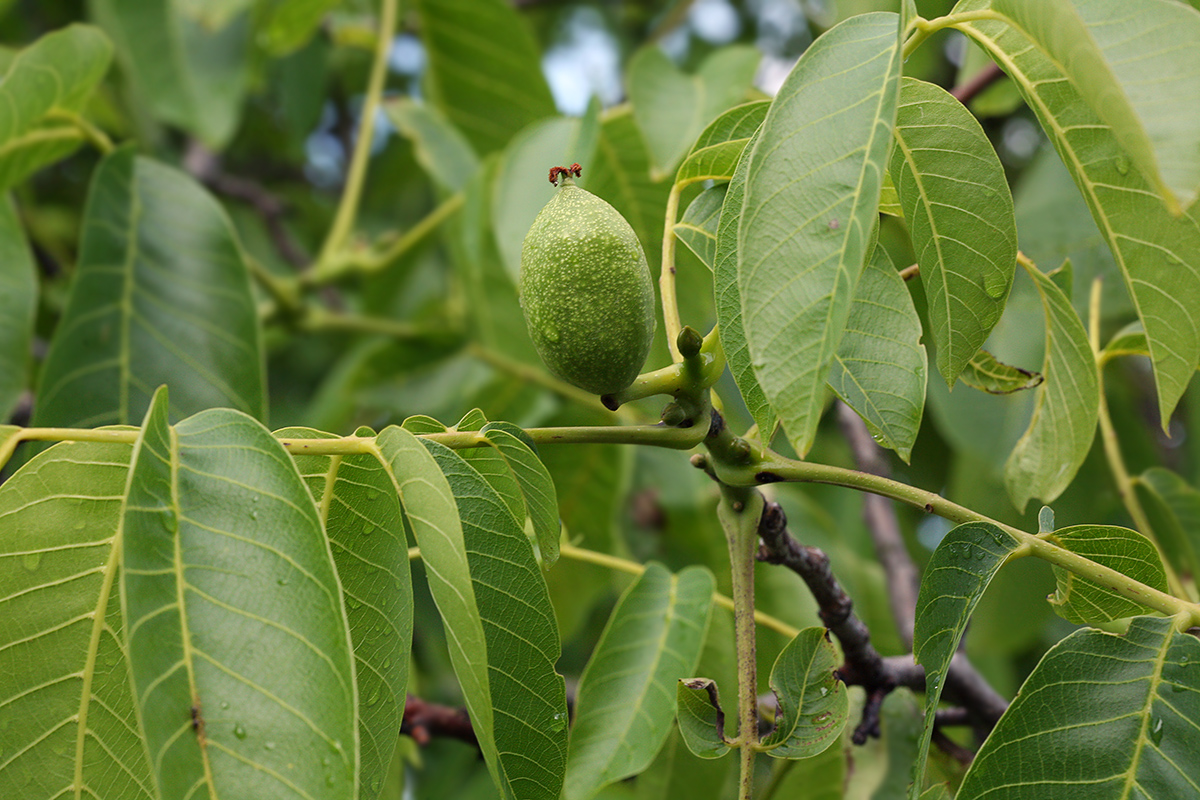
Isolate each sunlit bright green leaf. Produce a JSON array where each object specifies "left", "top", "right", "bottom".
[
  {"left": 260, "top": 0, "right": 341, "bottom": 55},
  {"left": 0, "top": 24, "right": 111, "bottom": 190},
  {"left": 1004, "top": 259, "right": 1099, "bottom": 511},
  {"left": 629, "top": 46, "right": 760, "bottom": 180},
  {"left": 480, "top": 422, "right": 562, "bottom": 567},
  {"left": 890, "top": 76, "right": 1017, "bottom": 386},
  {"left": 423, "top": 440, "right": 568, "bottom": 800},
  {"left": 958, "top": 615, "right": 1200, "bottom": 799},
  {"left": 980, "top": 0, "right": 1200, "bottom": 213},
  {"left": 828, "top": 246, "right": 927, "bottom": 463},
  {"left": 0, "top": 436, "right": 146, "bottom": 799},
  {"left": 674, "top": 100, "right": 770, "bottom": 187},
  {"left": 122, "top": 390, "right": 358, "bottom": 798},
  {"left": 1047, "top": 525, "right": 1169, "bottom": 624},
  {"left": 738, "top": 13, "right": 900, "bottom": 457},
  {"left": 759, "top": 627, "right": 848, "bottom": 759},
  {"left": 34, "top": 149, "right": 265, "bottom": 429},
  {"left": 276, "top": 426, "right": 414, "bottom": 800},
  {"left": 565, "top": 563, "right": 714, "bottom": 799},
  {"left": 94, "top": 0, "right": 248, "bottom": 146},
  {"left": 0, "top": 196, "right": 35, "bottom": 422},
  {"left": 911, "top": 522, "right": 1020, "bottom": 799},
  {"left": 414, "top": 0, "right": 555, "bottom": 155},
  {"left": 676, "top": 184, "right": 726, "bottom": 271},
  {"left": 957, "top": 2, "right": 1200, "bottom": 429}
]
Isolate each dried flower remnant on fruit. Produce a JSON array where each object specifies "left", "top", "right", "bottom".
[{"left": 519, "top": 164, "right": 656, "bottom": 395}]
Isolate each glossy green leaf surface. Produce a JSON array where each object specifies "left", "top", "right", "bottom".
[
  {"left": 422, "top": 440, "right": 568, "bottom": 800},
  {"left": 759, "top": 627, "right": 848, "bottom": 759},
  {"left": 1003, "top": 259, "right": 1099, "bottom": 511},
  {"left": 0, "top": 24, "right": 111, "bottom": 190},
  {"left": 0, "top": 437, "right": 146, "bottom": 798},
  {"left": 414, "top": 0, "right": 555, "bottom": 155},
  {"left": 716, "top": 128, "right": 775, "bottom": 440},
  {"left": 93, "top": 0, "right": 248, "bottom": 146},
  {"left": 1047, "top": 525, "right": 1169, "bottom": 624},
  {"left": 386, "top": 96, "right": 480, "bottom": 193},
  {"left": 766, "top": 735, "right": 844, "bottom": 799},
  {"left": 889, "top": 77, "right": 1016, "bottom": 386},
  {"left": 33, "top": 149, "right": 265, "bottom": 428},
  {"left": 1136, "top": 467, "right": 1200, "bottom": 586},
  {"left": 957, "top": 3, "right": 1200, "bottom": 428},
  {"left": 277, "top": 426, "right": 414, "bottom": 800},
  {"left": 635, "top": 727, "right": 731, "bottom": 800},
  {"left": 827, "top": 246, "right": 927, "bottom": 463},
  {"left": 982, "top": 0, "right": 1200, "bottom": 213},
  {"left": 738, "top": 13, "right": 900, "bottom": 457},
  {"left": 674, "top": 100, "right": 770, "bottom": 187},
  {"left": 122, "top": 392, "right": 358, "bottom": 798},
  {"left": 676, "top": 678, "right": 730, "bottom": 759},
  {"left": 629, "top": 45, "right": 760, "bottom": 180},
  {"left": 0, "top": 196, "right": 35, "bottom": 421},
  {"left": 260, "top": 0, "right": 340, "bottom": 55},
  {"left": 480, "top": 423, "right": 561, "bottom": 566},
  {"left": 958, "top": 349, "right": 1043, "bottom": 394},
  {"left": 676, "top": 184, "right": 726, "bottom": 271},
  {"left": 565, "top": 563, "right": 715, "bottom": 799},
  {"left": 911, "top": 522, "right": 1020, "bottom": 799},
  {"left": 958, "top": 615, "right": 1200, "bottom": 798}
]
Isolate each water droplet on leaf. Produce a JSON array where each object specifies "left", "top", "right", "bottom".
[
  {"left": 264, "top": 741, "right": 276, "bottom": 751},
  {"left": 550, "top": 712, "right": 567, "bottom": 733},
  {"left": 1150, "top": 716, "right": 1164, "bottom": 745},
  {"left": 366, "top": 688, "right": 380, "bottom": 706},
  {"left": 21, "top": 553, "right": 40, "bottom": 571},
  {"left": 233, "top": 724, "right": 247, "bottom": 740},
  {"left": 1115, "top": 156, "right": 1130, "bottom": 175},
  {"left": 984, "top": 271, "right": 1006, "bottom": 300},
  {"left": 220, "top": 701, "right": 230, "bottom": 710},
  {"left": 542, "top": 326, "right": 560, "bottom": 344},
  {"left": 277, "top": 577, "right": 288, "bottom": 586},
  {"left": 362, "top": 523, "right": 374, "bottom": 535}
]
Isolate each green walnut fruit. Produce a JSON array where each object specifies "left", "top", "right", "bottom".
[{"left": 519, "top": 173, "right": 656, "bottom": 396}]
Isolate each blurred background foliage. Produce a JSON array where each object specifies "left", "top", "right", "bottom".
[{"left": 4, "top": 0, "right": 1198, "bottom": 795}]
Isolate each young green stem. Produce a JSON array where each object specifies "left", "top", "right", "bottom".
[
  {"left": 718, "top": 486, "right": 765, "bottom": 800},
  {"left": 1086, "top": 279, "right": 1189, "bottom": 599},
  {"left": 315, "top": 0, "right": 398, "bottom": 268},
  {"left": 660, "top": 183, "right": 685, "bottom": 362}
]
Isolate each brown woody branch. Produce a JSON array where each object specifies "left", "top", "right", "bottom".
[
  {"left": 951, "top": 61, "right": 1005, "bottom": 106},
  {"left": 401, "top": 695, "right": 478, "bottom": 748}
]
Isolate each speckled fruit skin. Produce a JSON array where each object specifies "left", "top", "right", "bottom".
[{"left": 519, "top": 183, "right": 656, "bottom": 396}]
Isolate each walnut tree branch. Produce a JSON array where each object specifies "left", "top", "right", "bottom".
[{"left": 401, "top": 695, "right": 478, "bottom": 749}]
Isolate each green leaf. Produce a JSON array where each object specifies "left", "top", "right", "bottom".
[
  {"left": 588, "top": 107, "right": 671, "bottom": 270},
  {"left": 889, "top": 76, "right": 1017, "bottom": 386},
  {"left": 759, "top": 627, "right": 849, "bottom": 759},
  {"left": 958, "top": 349, "right": 1043, "bottom": 394},
  {"left": 1003, "top": 259, "right": 1100, "bottom": 511},
  {"left": 981, "top": 0, "right": 1200, "bottom": 214},
  {"left": 764, "top": 732, "right": 845, "bottom": 799},
  {"left": 738, "top": 13, "right": 901, "bottom": 457},
  {"left": 400, "top": 415, "right": 448, "bottom": 434},
  {"left": 0, "top": 24, "right": 112, "bottom": 190},
  {"left": 421, "top": 440, "right": 569, "bottom": 800},
  {"left": 676, "top": 183, "right": 726, "bottom": 271},
  {"left": 565, "top": 563, "right": 715, "bottom": 800},
  {"left": 1136, "top": 467, "right": 1200, "bottom": 586},
  {"left": 674, "top": 100, "right": 771, "bottom": 187},
  {"left": 386, "top": 96, "right": 480, "bottom": 193},
  {"left": 878, "top": 171, "right": 903, "bottom": 217},
  {"left": 1103, "top": 322, "right": 1152, "bottom": 361},
  {"left": 911, "top": 522, "right": 1020, "bottom": 799},
  {"left": 276, "top": 426, "right": 414, "bottom": 800},
  {"left": 34, "top": 149, "right": 265, "bottom": 428},
  {"left": 414, "top": 0, "right": 555, "bottom": 155},
  {"left": 716, "top": 128, "right": 775, "bottom": 440},
  {"left": 635, "top": 727, "right": 732, "bottom": 800},
  {"left": 921, "top": 785, "right": 953, "bottom": 800},
  {"left": 1047, "top": 525, "right": 1169, "bottom": 624},
  {"left": 260, "top": 0, "right": 341, "bottom": 55},
  {"left": 0, "top": 436, "right": 148, "bottom": 799},
  {"left": 629, "top": 45, "right": 760, "bottom": 180},
  {"left": 447, "top": 155, "right": 541, "bottom": 364},
  {"left": 957, "top": 3, "right": 1200, "bottom": 429},
  {"left": 122, "top": 390, "right": 358, "bottom": 798},
  {"left": 676, "top": 678, "right": 731, "bottom": 759},
  {"left": 492, "top": 109, "right": 601, "bottom": 280},
  {"left": 958, "top": 615, "right": 1200, "bottom": 799},
  {"left": 828, "top": 246, "right": 927, "bottom": 463},
  {"left": 0, "top": 196, "right": 35, "bottom": 421},
  {"left": 0, "top": 424, "right": 19, "bottom": 470},
  {"left": 93, "top": 0, "right": 248, "bottom": 147},
  {"left": 480, "top": 423, "right": 562, "bottom": 567}
]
